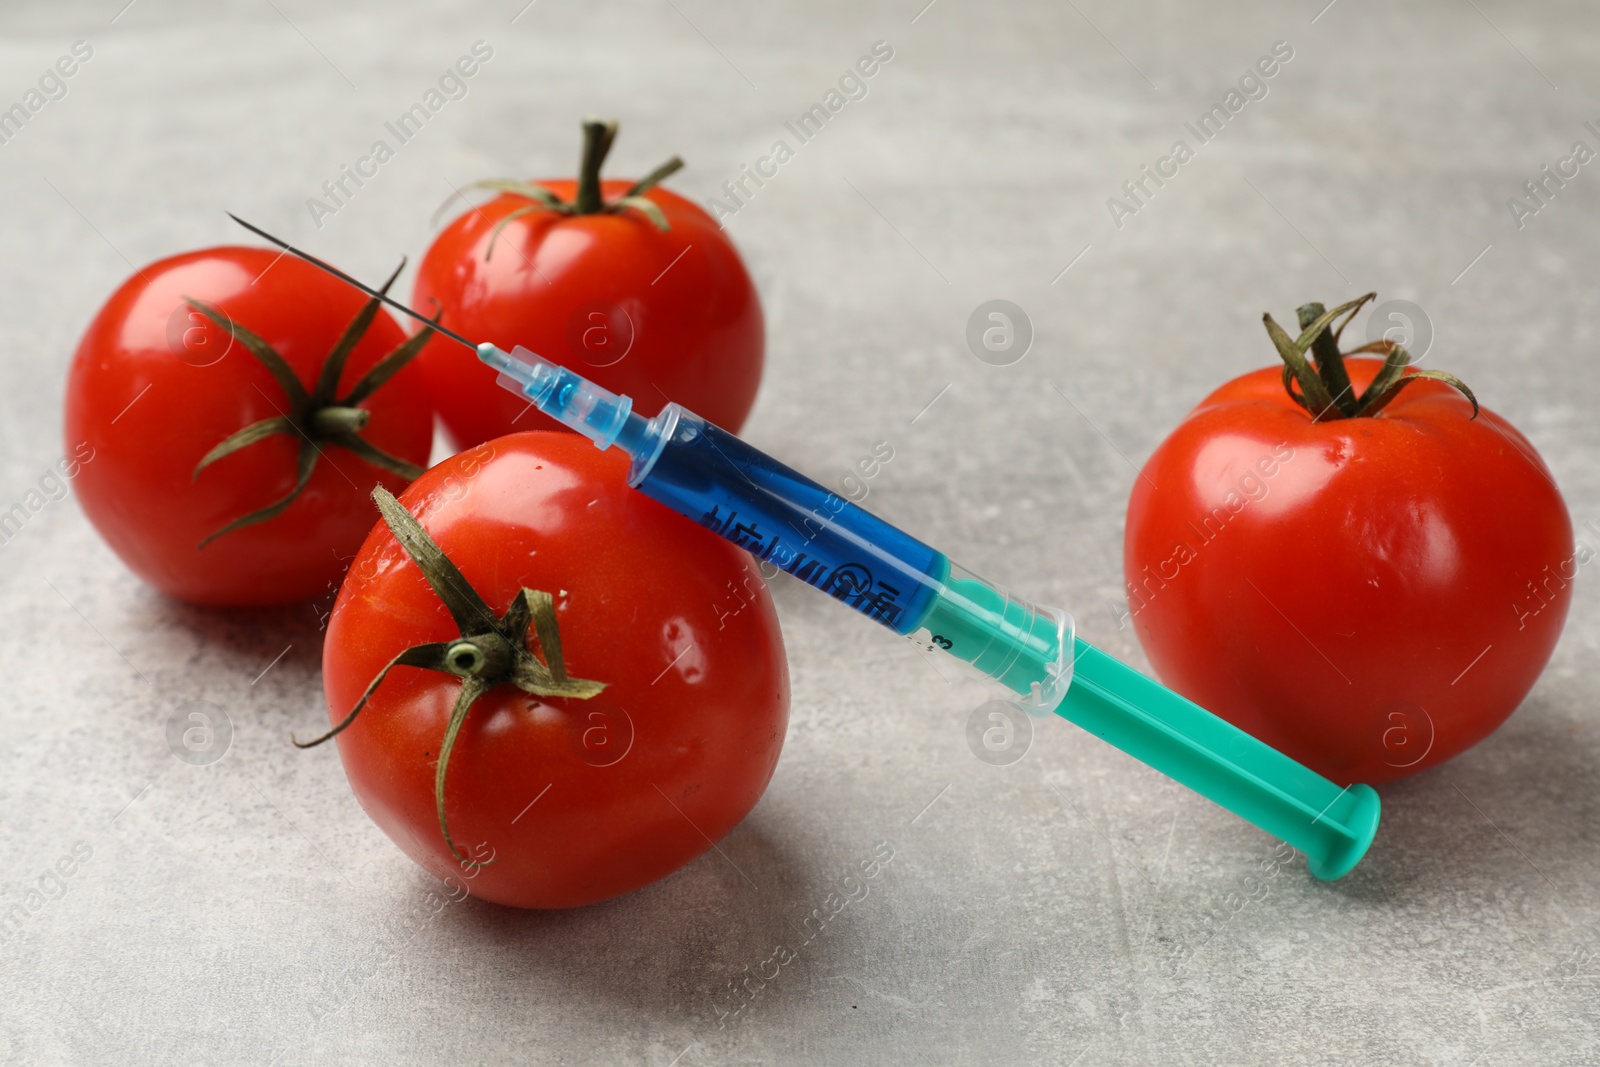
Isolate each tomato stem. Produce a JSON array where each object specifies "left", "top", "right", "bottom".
[
  {"left": 575, "top": 117, "right": 616, "bottom": 214},
  {"left": 1263, "top": 293, "right": 1479, "bottom": 421},
  {"left": 295, "top": 487, "right": 606, "bottom": 867},
  {"left": 309, "top": 406, "right": 372, "bottom": 435},
  {"left": 1297, "top": 302, "right": 1359, "bottom": 418}
]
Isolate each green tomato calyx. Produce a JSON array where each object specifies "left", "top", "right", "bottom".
[
  {"left": 1262, "top": 292, "right": 1478, "bottom": 422},
  {"left": 186, "top": 260, "right": 438, "bottom": 548},
  {"left": 442, "top": 118, "right": 685, "bottom": 260}
]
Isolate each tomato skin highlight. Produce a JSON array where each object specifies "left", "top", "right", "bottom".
[
  {"left": 63, "top": 247, "right": 433, "bottom": 606},
  {"left": 413, "top": 178, "right": 764, "bottom": 449},
  {"left": 1124, "top": 359, "right": 1573, "bottom": 785},
  {"left": 322, "top": 432, "right": 789, "bottom": 909}
]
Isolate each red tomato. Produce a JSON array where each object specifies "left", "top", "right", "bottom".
[
  {"left": 1124, "top": 356, "right": 1572, "bottom": 785},
  {"left": 320, "top": 431, "right": 789, "bottom": 909},
  {"left": 64, "top": 247, "right": 433, "bottom": 606},
  {"left": 412, "top": 125, "right": 764, "bottom": 450}
]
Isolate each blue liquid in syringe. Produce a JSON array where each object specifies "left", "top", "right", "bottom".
[{"left": 634, "top": 411, "right": 945, "bottom": 636}]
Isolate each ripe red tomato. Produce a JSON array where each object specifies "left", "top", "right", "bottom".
[
  {"left": 1124, "top": 315, "right": 1572, "bottom": 786},
  {"left": 64, "top": 247, "right": 433, "bottom": 606},
  {"left": 412, "top": 121, "right": 764, "bottom": 450},
  {"left": 319, "top": 431, "right": 789, "bottom": 909}
]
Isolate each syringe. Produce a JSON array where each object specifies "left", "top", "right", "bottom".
[{"left": 227, "top": 215, "right": 1381, "bottom": 881}]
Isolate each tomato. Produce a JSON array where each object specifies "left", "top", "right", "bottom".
[
  {"left": 64, "top": 246, "right": 434, "bottom": 606},
  {"left": 1123, "top": 297, "right": 1573, "bottom": 785},
  {"left": 412, "top": 120, "right": 764, "bottom": 450},
  {"left": 317, "top": 431, "right": 789, "bottom": 909}
]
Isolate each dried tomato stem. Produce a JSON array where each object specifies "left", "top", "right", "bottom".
[
  {"left": 1297, "top": 302, "right": 1359, "bottom": 418},
  {"left": 1263, "top": 293, "right": 1478, "bottom": 421}
]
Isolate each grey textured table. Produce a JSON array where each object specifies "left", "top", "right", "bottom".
[{"left": 3, "top": 1, "right": 1598, "bottom": 1064}]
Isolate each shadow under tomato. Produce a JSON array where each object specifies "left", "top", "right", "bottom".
[
  {"left": 139, "top": 589, "right": 331, "bottom": 679},
  {"left": 428, "top": 807, "right": 853, "bottom": 1027},
  {"left": 1312, "top": 690, "right": 1600, "bottom": 904}
]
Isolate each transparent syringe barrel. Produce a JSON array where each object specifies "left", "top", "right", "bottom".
[{"left": 631, "top": 407, "right": 1073, "bottom": 711}]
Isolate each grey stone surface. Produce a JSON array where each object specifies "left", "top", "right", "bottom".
[{"left": 2, "top": 1, "right": 1598, "bottom": 1064}]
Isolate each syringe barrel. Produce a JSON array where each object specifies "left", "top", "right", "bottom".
[{"left": 631, "top": 407, "right": 1072, "bottom": 709}]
